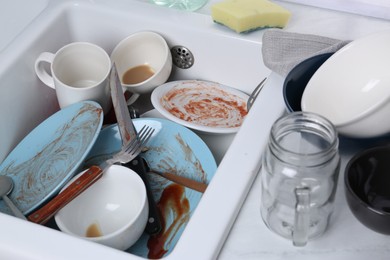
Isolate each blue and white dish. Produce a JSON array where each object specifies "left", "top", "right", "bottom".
[
  {"left": 0, "top": 101, "right": 103, "bottom": 215},
  {"left": 84, "top": 117, "right": 217, "bottom": 258}
]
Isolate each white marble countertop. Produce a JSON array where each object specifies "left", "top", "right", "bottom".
[
  {"left": 2, "top": 1, "right": 390, "bottom": 259},
  {"left": 194, "top": 1, "right": 390, "bottom": 259},
  {"left": 214, "top": 3, "right": 390, "bottom": 259}
]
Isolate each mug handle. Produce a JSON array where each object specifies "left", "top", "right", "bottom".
[
  {"left": 293, "top": 187, "right": 310, "bottom": 247},
  {"left": 35, "top": 52, "right": 55, "bottom": 89}
]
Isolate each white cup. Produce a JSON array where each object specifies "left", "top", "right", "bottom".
[
  {"left": 111, "top": 31, "right": 172, "bottom": 105},
  {"left": 35, "top": 42, "right": 112, "bottom": 114}
]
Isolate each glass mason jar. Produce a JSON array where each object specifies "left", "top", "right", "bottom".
[
  {"left": 260, "top": 112, "right": 340, "bottom": 246},
  {"left": 150, "top": 0, "right": 208, "bottom": 12}
]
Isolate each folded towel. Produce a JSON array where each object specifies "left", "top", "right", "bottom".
[{"left": 262, "top": 29, "right": 351, "bottom": 77}]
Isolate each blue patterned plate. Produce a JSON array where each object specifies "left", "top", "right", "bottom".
[
  {"left": 84, "top": 117, "right": 217, "bottom": 258},
  {"left": 0, "top": 101, "right": 103, "bottom": 215}
]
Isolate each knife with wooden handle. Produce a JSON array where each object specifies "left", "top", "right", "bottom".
[
  {"left": 149, "top": 170, "right": 208, "bottom": 193},
  {"left": 111, "top": 64, "right": 162, "bottom": 235}
]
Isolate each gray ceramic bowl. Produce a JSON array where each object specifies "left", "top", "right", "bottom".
[{"left": 283, "top": 53, "right": 333, "bottom": 112}]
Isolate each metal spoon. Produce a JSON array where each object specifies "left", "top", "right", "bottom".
[{"left": 0, "top": 175, "right": 27, "bottom": 220}]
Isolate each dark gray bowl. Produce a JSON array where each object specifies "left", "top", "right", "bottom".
[
  {"left": 283, "top": 53, "right": 334, "bottom": 112},
  {"left": 345, "top": 145, "right": 390, "bottom": 235}
]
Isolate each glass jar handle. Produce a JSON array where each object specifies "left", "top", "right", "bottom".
[{"left": 293, "top": 187, "right": 310, "bottom": 246}]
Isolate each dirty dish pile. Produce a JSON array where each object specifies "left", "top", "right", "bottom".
[
  {"left": 0, "top": 29, "right": 240, "bottom": 258},
  {"left": 84, "top": 117, "right": 217, "bottom": 258},
  {"left": 55, "top": 165, "right": 149, "bottom": 250},
  {"left": 301, "top": 31, "right": 390, "bottom": 138}
]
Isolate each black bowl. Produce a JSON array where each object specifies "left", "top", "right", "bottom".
[
  {"left": 345, "top": 145, "right": 390, "bottom": 235},
  {"left": 283, "top": 53, "right": 334, "bottom": 112}
]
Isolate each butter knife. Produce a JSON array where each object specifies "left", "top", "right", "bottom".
[
  {"left": 111, "top": 64, "right": 162, "bottom": 235},
  {"left": 110, "top": 64, "right": 137, "bottom": 143}
]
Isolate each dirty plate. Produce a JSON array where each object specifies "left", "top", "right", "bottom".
[
  {"left": 0, "top": 101, "right": 103, "bottom": 215},
  {"left": 84, "top": 117, "right": 217, "bottom": 258},
  {"left": 151, "top": 80, "right": 248, "bottom": 134}
]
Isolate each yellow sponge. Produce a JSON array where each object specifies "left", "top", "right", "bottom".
[{"left": 211, "top": 0, "right": 291, "bottom": 33}]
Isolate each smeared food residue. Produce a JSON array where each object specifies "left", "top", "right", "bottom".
[
  {"left": 86, "top": 222, "right": 103, "bottom": 237},
  {"left": 0, "top": 102, "right": 102, "bottom": 214},
  {"left": 147, "top": 133, "right": 207, "bottom": 194},
  {"left": 141, "top": 133, "right": 206, "bottom": 258},
  {"left": 147, "top": 184, "right": 190, "bottom": 259},
  {"left": 161, "top": 80, "right": 247, "bottom": 128}
]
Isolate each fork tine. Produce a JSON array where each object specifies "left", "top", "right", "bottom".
[
  {"left": 121, "top": 134, "right": 139, "bottom": 153},
  {"left": 125, "top": 126, "right": 154, "bottom": 154},
  {"left": 120, "top": 125, "right": 148, "bottom": 154},
  {"left": 137, "top": 125, "right": 147, "bottom": 137},
  {"left": 109, "top": 125, "right": 155, "bottom": 165},
  {"left": 138, "top": 126, "right": 154, "bottom": 144},
  {"left": 140, "top": 127, "right": 155, "bottom": 146}
]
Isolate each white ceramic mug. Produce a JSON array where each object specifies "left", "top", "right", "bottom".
[
  {"left": 111, "top": 31, "right": 172, "bottom": 105},
  {"left": 35, "top": 42, "right": 112, "bottom": 113}
]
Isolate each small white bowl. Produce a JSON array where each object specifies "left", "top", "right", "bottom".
[
  {"left": 301, "top": 30, "right": 390, "bottom": 138},
  {"left": 55, "top": 165, "right": 148, "bottom": 251},
  {"left": 111, "top": 31, "right": 172, "bottom": 96}
]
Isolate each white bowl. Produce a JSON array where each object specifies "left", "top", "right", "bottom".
[
  {"left": 110, "top": 31, "right": 172, "bottom": 95},
  {"left": 54, "top": 165, "right": 148, "bottom": 251},
  {"left": 301, "top": 30, "right": 390, "bottom": 138}
]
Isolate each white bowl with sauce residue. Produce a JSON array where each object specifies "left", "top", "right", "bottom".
[
  {"left": 151, "top": 80, "right": 249, "bottom": 134},
  {"left": 54, "top": 165, "right": 148, "bottom": 251}
]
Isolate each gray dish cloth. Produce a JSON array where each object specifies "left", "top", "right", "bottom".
[{"left": 262, "top": 29, "right": 351, "bottom": 77}]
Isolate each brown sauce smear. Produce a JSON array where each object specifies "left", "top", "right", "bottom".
[
  {"left": 86, "top": 222, "right": 102, "bottom": 237},
  {"left": 147, "top": 184, "right": 190, "bottom": 259},
  {"left": 162, "top": 84, "right": 248, "bottom": 128}
]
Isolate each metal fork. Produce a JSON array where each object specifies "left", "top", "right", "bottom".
[
  {"left": 28, "top": 125, "right": 155, "bottom": 224},
  {"left": 247, "top": 77, "right": 268, "bottom": 112},
  {"left": 105, "top": 125, "right": 154, "bottom": 166}
]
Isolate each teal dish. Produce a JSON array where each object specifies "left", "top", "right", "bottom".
[
  {"left": 85, "top": 117, "right": 217, "bottom": 258},
  {"left": 0, "top": 101, "right": 103, "bottom": 215}
]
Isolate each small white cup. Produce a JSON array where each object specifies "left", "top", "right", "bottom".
[
  {"left": 111, "top": 31, "right": 172, "bottom": 105},
  {"left": 35, "top": 42, "right": 112, "bottom": 113}
]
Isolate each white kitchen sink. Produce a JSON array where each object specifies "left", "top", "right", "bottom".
[{"left": 0, "top": 0, "right": 283, "bottom": 259}]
